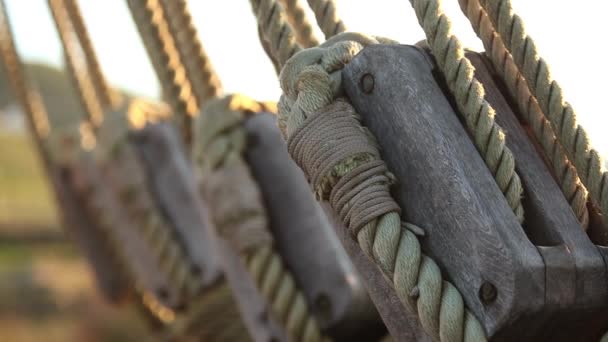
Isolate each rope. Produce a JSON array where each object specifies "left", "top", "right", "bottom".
[
  {"left": 305, "top": 0, "right": 346, "bottom": 39},
  {"left": 0, "top": 0, "right": 49, "bottom": 141},
  {"left": 127, "top": 0, "right": 199, "bottom": 145},
  {"left": 279, "top": 0, "right": 320, "bottom": 47},
  {"left": 48, "top": 0, "right": 104, "bottom": 127},
  {"left": 159, "top": 0, "right": 223, "bottom": 106},
  {"left": 409, "top": 0, "right": 524, "bottom": 222},
  {"left": 63, "top": 0, "right": 119, "bottom": 110},
  {"left": 193, "top": 94, "right": 327, "bottom": 342},
  {"left": 279, "top": 33, "right": 486, "bottom": 341},
  {"left": 473, "top": 0, "right": 608, "bottom": 218},
  {"left": 457, "top": 0, "right": 589, "bottom": 228},
  {"left": 250, "top": 0, "right": 302, "bottom": 69}
]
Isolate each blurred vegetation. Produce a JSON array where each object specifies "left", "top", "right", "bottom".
[{"left": 0, "top": 63, "right": 151, "bottom": 341}]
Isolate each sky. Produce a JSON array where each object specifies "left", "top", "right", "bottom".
[{"left": 4, "top": 0, "right": 608, "bottom": 158}]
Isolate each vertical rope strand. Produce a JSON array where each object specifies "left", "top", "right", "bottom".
[
  {"left": 305, "top": 0, "right": 346, "bottom": 38},
  {"left": 47, "top": 0, "right": 104, "bottom": 127},
  {"left": 477, "top": 0, "right": 608, "bottom": 218},
  {"left": 250, "top": 0, "right": 301, "bottom": 69},
  {"left": 279, "top": 0, "right": 320, "bottom": 47},
  {"left": 457, "top": 0, "right": 590, "bottom": 228},
  {"left": 127, "top": 0, "right": 199, "bottom": 145},
  {"left": 408, "top": 0, "right": 524, "bottom": 222},
  {"left": 159, "top": 0, "right": 223, "bottom": 107},
  {"left": 63, "top": 0, "right": 118, "bottom": 110}
]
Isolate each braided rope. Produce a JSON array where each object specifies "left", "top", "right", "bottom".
[
  {"left": 279, "top": 0, "right": 320, "bottom": 47},
  {"left": 63, "top": 0, "right": 118, "bottom": 110},
  {"left": 127, "top": 0, "right": 199, "bottom": 144},
  {"left": 279, "top": 33, "right": 486, "bottom": 341},
  {"left": 250, "top": 0, "right": 302, "bottom": 68},
  {"left": 457, "top": 0, "right": 589, "bottom": 228},
  {"left": 409, "top": 0, "right": 524, "bottom": 222},
  {"left": 159, "top": 0, "right": 223, "bottom": 106},
  {"left": 48, "top": 0, "right": 104, "bottom": 127},
  {"left": 305, "top": 0, "right": 346, "bottom": 39},
  {"left": 476, "top": 0, "right": 608, "bottom": 218},
  {"left": 194, "top": 95, "right": 326, "bottom": 342}
]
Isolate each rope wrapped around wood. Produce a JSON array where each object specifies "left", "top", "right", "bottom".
[
  {"left": 193, "top": 95, "right": 326, "bottom": 342},
  {"left": 279, "top": 32, "right": 486, "bottom": 341},
  {"left": 289, "top": 101, "right": 399, "bottom": 234}
]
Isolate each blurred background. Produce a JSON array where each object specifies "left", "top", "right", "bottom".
[{"left": 0, "top": 0, "right": 606, "bottom": 341}]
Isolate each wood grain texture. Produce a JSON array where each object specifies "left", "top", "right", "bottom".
[
  {"left": 469, "top": 52, "right": 608, "bottom": 341},
  {"left": 342, "top": 45, "right": 545, "bottom": 338},
  {"left": 244, "top": 113, "right": 384, "bottom": 341},
  {"left": 131, "top": 122, "right": 223, "bottom": 288}
]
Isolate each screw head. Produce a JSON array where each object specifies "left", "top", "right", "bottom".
[
  {"left": 360, "top": 73, "right": 375, "bottom": 94},
  {"left": 479, "top": 281, "right": 497, "bottom": 304}
]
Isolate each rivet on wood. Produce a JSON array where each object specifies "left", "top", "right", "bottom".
[
  {"left": 360, "top": 73, "right": 375, "bottom": 94},
  {"left": 479, "top": 281, "right": 497, "bottom": 304}
]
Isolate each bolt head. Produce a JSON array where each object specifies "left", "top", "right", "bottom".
[{"left": 360, "top": 73, "right": 375, "bottom": 94}]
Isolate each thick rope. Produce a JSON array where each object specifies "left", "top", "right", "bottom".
[
  {"left": 63, "top": 0, "right": 119, "bottom": 110},
  {"left": 127, "top": 0, "right": 199, "bottom": 145},
  {"left": 409, "top": 0, "right": 524, "bottom": 222},
  {"left": 279, "top": 33, "right": 486, "bottom": 342},
  {"left": 159, "top": 0, "right": 223, "bottom": 106},
  {"left": 475, "top": 0, "right": 608, "bottom": 218},
  {"left": 457, "top": 0, "right": 589, "bottom": 228},
  {"left": 194, "top": 94, "right": 326, "bottom": 342},
  {"left": 305, "top": 0, "right": 346, "bottom": 39},
  {"left": 279, "top": 0, "right": 320, "bottom": 47},
  {"left": 250, "top": 0, "right": 302, "bottom": 68},
  {"left": 48, "top": 0, "right": 104, "bottom": 127}
]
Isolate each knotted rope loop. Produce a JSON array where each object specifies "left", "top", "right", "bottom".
[
  {"left": 278, "top": 32, "right": 486, "bottom": 341},
  {"left": 288, "top": 100, "right": 399, "bottom": 235}
]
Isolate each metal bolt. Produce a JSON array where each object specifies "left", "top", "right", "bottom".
[
  {"left": 360, "top": 73, "right": 375, "bottom": 94},
  {"left": 479, "top": 281, "right": 497, "bottom": 304}
]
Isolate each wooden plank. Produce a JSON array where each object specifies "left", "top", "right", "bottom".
[
  {"left": 468, "top": 52, "right": 608, "bottom": 340},
  {"left": 130, "top": 122, "right": 223, "bottom": 288},
  {"left": 342, "top": 44, "right": 545, "bottom": 338},
  {"left": 243, "top": 113, "right": 385, "bottom": 341}
]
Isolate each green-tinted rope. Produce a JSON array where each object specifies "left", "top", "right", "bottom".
[
  {"left": 305, "top": 0, "right": 346, "bottom": 39},
  {"left": 457, "top": 0, "right": 589, "bottom": 228},
  {"left": 193, "top": 95, "right": 326, "bottom": 342},
  {"left": 279, "top": 0, "right": 320, "bottom": 47},
  {"left": 250, "top": 0, "right": 302, "bottom": 69},
  {"left": 279, "top": 33, "right": 486, "bottom": 342},
  {"left": 408, "top": 0, "right": 524, "bottom": 222},
  {"left": 476, "top": 0, "right": 608, "bottom": 218}
]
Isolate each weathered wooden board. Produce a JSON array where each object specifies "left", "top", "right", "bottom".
[
  {"left": 468, "top": 52, "right": 608, "bottom": 341},
  {"left": 130, "top": 122, "right": 223, "bottom": 288},
  {"left": 243, "top": 113, "right": 385, "bottom": 341},
  {"left": 342, "top": 45, "right": 545, "bottom": 338}
]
